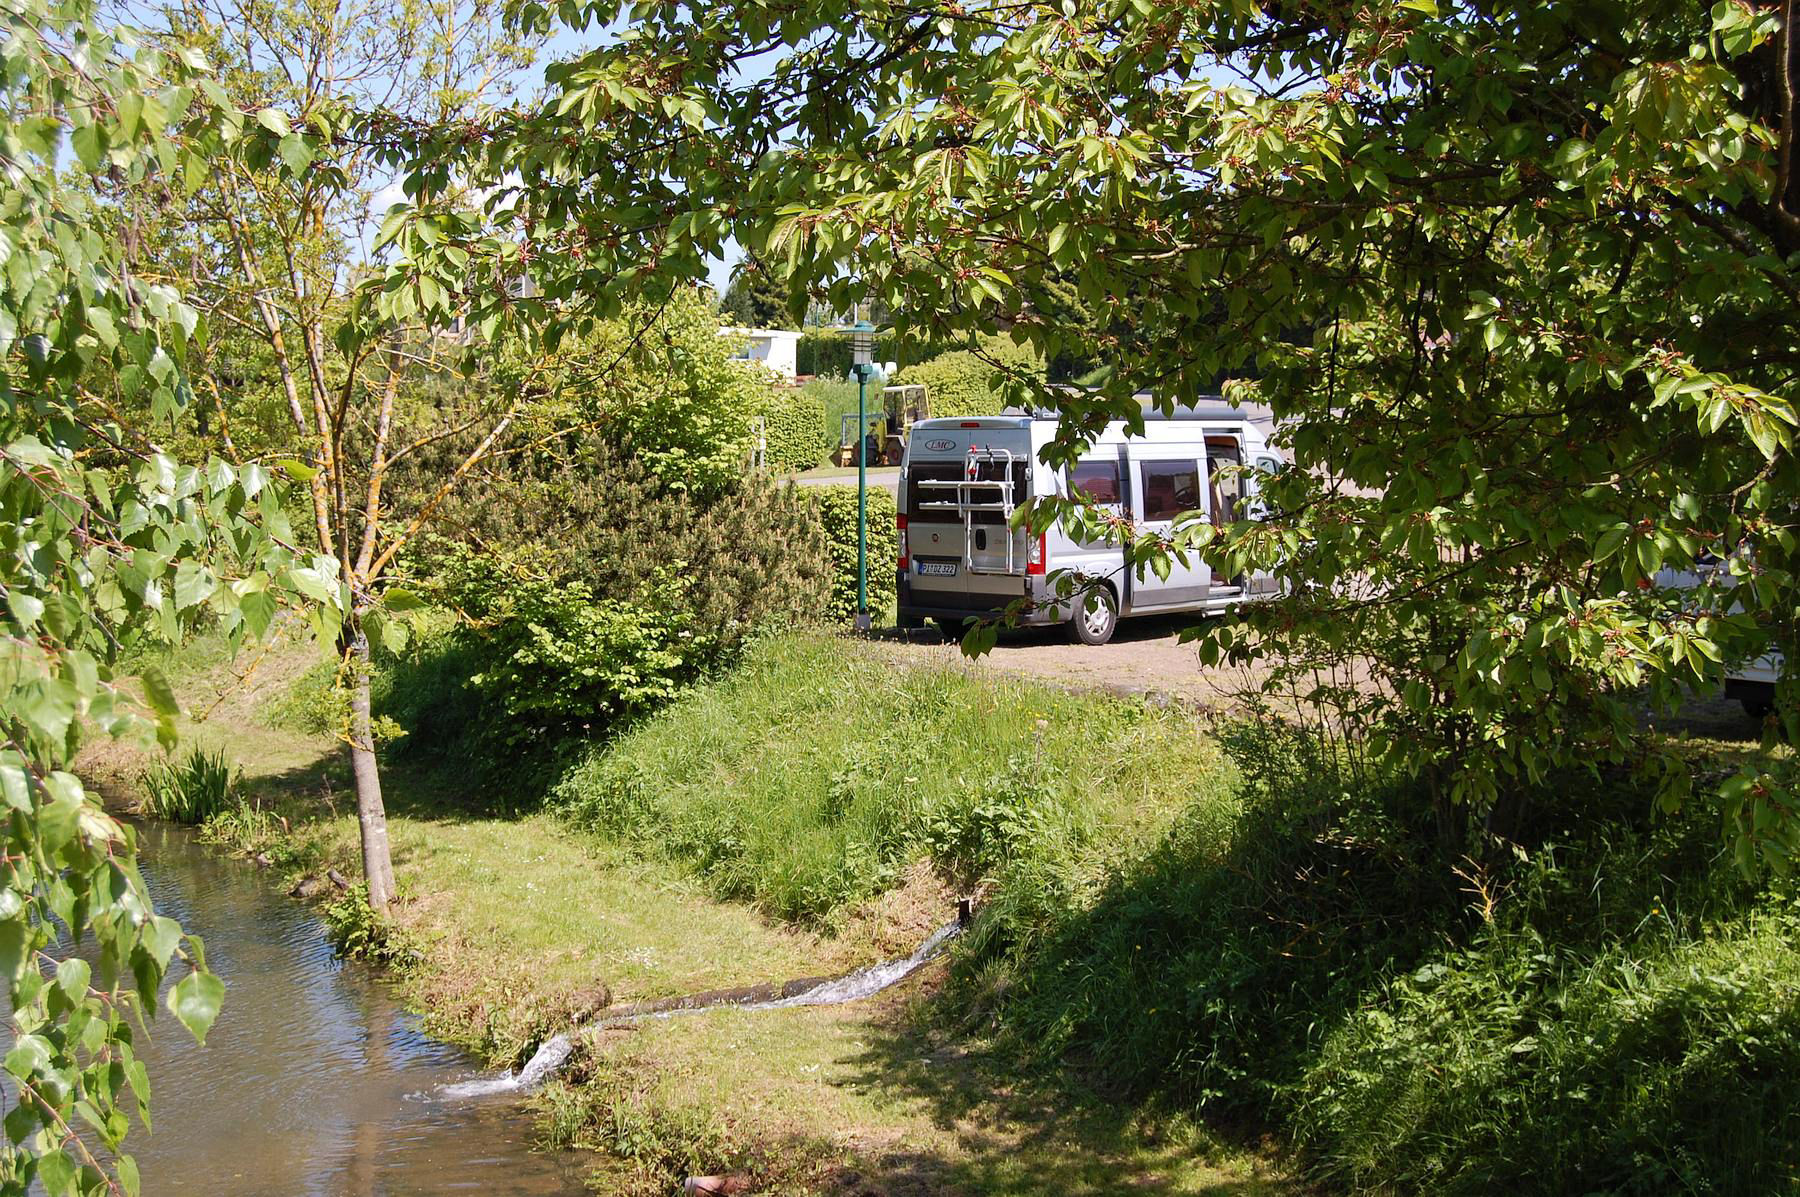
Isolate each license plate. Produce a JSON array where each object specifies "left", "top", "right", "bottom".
[{"left": 917, "top": 561, "right": 959, "bottom": 577}]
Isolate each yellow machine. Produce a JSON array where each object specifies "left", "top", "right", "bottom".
[{"left": 832, "top": 383, "right": 929, "bottom": 467}]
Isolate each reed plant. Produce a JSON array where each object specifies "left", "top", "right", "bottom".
[{"left": 139, "top": 747, "right": 238, "bottom": 824}]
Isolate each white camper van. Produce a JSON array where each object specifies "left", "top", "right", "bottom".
[{"left": 896, "top": 403, "right": 1282, "bottom": 645}]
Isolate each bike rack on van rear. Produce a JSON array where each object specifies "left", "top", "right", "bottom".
[{"left": 913, "top": 447, "right": 1025, "bottom": 576}]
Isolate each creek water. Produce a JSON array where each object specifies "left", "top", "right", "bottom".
[{"left": 120, "top": 823, "right": 587, "bottom": 1196}]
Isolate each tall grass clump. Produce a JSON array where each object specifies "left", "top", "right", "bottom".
[
  {"left": 140, "top": 747, "right": 238, "bottom": 823},
  {"left": 950, "top": 708, "right": 1800, "bottom": 1194},
  {"left": 552, "top": 633, "right": 1225, "bottom": 924}
]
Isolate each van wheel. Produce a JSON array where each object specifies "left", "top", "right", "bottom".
[{"left": 1070, "top": 587, "right": 1117, "bottom": 646}]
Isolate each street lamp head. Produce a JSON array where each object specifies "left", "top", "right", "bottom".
[{"left": 851, "top": 319, "right": 875, "bottom": 367}]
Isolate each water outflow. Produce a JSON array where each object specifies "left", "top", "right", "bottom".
[
  {"left": 735, "top": 920, "right": 962, "bottom": 1011},
  {"left": 441, "top": 919, "right": 964, "bottom": 1099},
  {"left": 439, "top": 1033, "right": 575, "bottom": 1099}
]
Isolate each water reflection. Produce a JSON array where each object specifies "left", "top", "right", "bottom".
[{"left": 123, "top": 823, "right": 585, "bottom": 1196}]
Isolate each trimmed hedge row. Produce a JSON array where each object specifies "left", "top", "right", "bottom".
[
  {"left": 809, "top": 484, "right": 898, "bottom": 623},
  {"left": 895, "top": 335, "right": 1046, "bottom": 418},
  {"left": 759, "top": 388, "right": 828, "bottom": 472},
  {"left": 797, "top": 329, "right": 899, "bottom": 378}
]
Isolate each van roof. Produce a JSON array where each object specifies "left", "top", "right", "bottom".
[{"left": 911, "top": 396, "right": 1260, "bottom": 432}]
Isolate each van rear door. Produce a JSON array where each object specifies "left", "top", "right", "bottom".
[{"left": 904, "top": 429, "right": 1033, "bottom": 614}]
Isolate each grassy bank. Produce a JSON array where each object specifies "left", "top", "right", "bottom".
[
  {"left": 552, "top": 635, "right": 1221, "bottom": 924},
  {"left": 84, "top": 626, "right": 1281, "bottom": 1196}
]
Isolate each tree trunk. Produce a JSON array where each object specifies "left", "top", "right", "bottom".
[{"left": 347, "top": 619, "right": 396, "bottom": 913}]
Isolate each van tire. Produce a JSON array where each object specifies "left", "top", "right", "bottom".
[{"left": 1070, "top": 586, "right": 1118, "bottom": 646}]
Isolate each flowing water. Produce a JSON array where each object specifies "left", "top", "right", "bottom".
[
  {"left": 442, "top": 921, "right": 965, "bottom": 1100},
  {"left": 120, "top": 823, "right": 588, "bottom": 1196}
]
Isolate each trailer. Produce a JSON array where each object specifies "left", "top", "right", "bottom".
[{"left": 896, "top": 401, "right": 1282, "bottom": 644}]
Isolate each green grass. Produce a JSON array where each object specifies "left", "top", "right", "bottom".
[{"left": 552, "top": 632, "right": 1227, "bottom": 925}]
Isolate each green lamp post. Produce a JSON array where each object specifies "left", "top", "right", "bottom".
[{"left": 850, "top": 319, "right": 877, "bottom": 632}]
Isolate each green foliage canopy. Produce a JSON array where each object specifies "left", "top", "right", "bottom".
[
  {"left": 378, "top": 0, "right": 1800, "bottom": 867},
  {"left": 2, "top": 3, "right": 326, "bottom": 1184}
]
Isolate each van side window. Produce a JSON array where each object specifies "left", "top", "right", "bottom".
[
  {"left": 1139, "top": 460, "right": 1201, "bottom": 521},
  {"left": 1068, "top": 458, "right": 1121, "bottom": 505}
]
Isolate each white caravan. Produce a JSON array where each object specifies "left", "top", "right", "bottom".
[{"left": 896, "top": 402, "right": 1282, "bottom": 645}]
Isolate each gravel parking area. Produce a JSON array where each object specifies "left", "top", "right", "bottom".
[{"left": 869, "top": 611, "right": 1275, "bottom": 708}]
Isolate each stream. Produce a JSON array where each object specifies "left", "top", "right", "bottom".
[{"left": 119, "top": 823, "right": 587, "bottom": 1196}]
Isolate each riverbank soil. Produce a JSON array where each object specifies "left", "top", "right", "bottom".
[{"left": 80, "top": 629, "right": 1289, "bottom": 1195}]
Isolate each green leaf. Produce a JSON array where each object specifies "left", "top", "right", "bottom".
[
  {"left": 381, "top": 588, "right": 426, "bottom": 613},
  {"left": 255, "top": 107, "right": 292, "bottom": 137},
  {"left": 71, "top": 123, "right": 105, "bottom": 171},
  {"left": 4, "top": 1034, "right": 51, "bottom": 1080},
  {"left": 278, "top": 133, "right": 313, "bottom": 176},
  {"left": 6, "top": 591, "right": 45, "bottom": 629},
  {"left": 167, "top": 970, "right": 225, "bottom": 1046},
  {"left": 55, "top": 957, "right": 90, "bottom": 1003},
  {"left": 141, "top": 667, "right": 181, "bottom": 724},
  {"left": 240, "top": 589, "right": 279, "bottom": 640}
]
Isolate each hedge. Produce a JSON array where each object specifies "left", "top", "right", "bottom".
[
  {"left": 759, "top": 388, "right": 829, "bottom": 472},
  {"left": 895, "top": 335, "right": 1046, "bottom": 418},
  {"left": 796, "top": 328, "right": 959, "bottom": 378},
  {"left": 810, "top": 484, "right": 898, "bottom": 623}
]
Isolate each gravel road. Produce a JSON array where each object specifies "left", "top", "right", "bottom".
[{"left": 869, "top": 611, "right": 1276, "bottom": 708}]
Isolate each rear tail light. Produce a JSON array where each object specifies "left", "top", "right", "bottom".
[
  {"left": 1027, "top": 531, "right": 1046, "bottom": 576},
  {"left": 897, "top": 513, "right": 909, "bottom": 570}
]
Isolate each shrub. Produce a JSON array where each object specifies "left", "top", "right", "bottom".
[
  {"left": 809, "top": 484, "right": 897, "bottom": 624},
  {"left": 463, "top": 288, "right": 774, "bottom": 499},
  {"left": 1292, "top": 897, "right": 1800, "bottom": 1196},
  {"left": 437, "top": 549, "right": 692, "bottom": 741},
  {"left": 757, "top": 387, "right": 828, "bottom": 472},
  {"left": 895, "top": 335, "right": 1046, "bottom": 418},
  {"left": 952, "top": 711, "right": 1800, "bottom": 1196},
  {"left": 261, "top": 659, "right": 344, "bottom": 735},
  {"left": 139, "top": 747, "right": 238, "bottom": 823},
  {"left": 393, "top": 452, "right": 832, "bottom": 797}
]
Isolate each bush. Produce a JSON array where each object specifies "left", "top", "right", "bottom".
[
  {"left": 757, "top": 387, "right": 828, "bottom": 472},
  {"left": 809, "top": 485, "right": 897, "bottom": 624},
  {"left": 895, "top": 335, "right": 1046, "bottom": 418},
  {"left": 441, "top": 554, "right": 691, "bottom": 735},
  {"left": 468, "top": 288, "right": 775, "bottom": 499},
  {"left": 140, "top": 747, "right": 238, "bottom": 823},
  {"left": 261, "top": 659, "right": 344, "bottom": 735},
  {"left": 387, "top": 458, "right": 832, "bottom": 788},
  {"left": 952, "top": 712, "right": 1800, "bottom": 1195},
  {"left": 1293, "top": 897, "right": 1800, "bottom": 1196}
]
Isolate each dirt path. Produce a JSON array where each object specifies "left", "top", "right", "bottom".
[{"left": 869, "top": 612, "right": 1275, "bottom": 708}]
